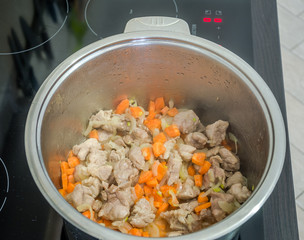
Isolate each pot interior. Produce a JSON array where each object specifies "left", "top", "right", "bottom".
[{"left": 40, "top": 39, "right": 269, "bottom": 201}]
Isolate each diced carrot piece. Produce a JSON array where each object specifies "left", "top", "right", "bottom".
[
  {"left": 155, "top": 97, "right": 165, "bottom": 112},
  {"left": 198, "top": 192, "right": 209, "bottom": 203},
  {"left": 68, "top": 175, "right": 75, "bottom": 183},
  {"left": 157, "top": 202, "right": 169, "bottom": 215},
  {"left": 129, "top": 228, "right": 143, "bottom": 236},
  {"left": 89, "top": 129, "right": 99, "bottom": 140},
  {"left": 58, "top": 189, "right": 66, "bottom": 197},
  {"left": 156, "top": 163, "right": 167, "bottom": 181},
  {"left": 68, "top": 150, "right": 74, "bottom": 158},
  {"left": 141, "top": 147, "right": 151, "bottom": 161},
  {"left": 194, "top": 174, "right": 203, "bottom": 187},
  {"left": 161, "top": 106, "right": 169, "bottom": 115},
  {"left": 66, "top": 168, "right": 75, "bottom": 175},
  {"left": 188, "top": 165, "right": 195, "bottom": 176},
  {"left": 115, "top": 99, "right": 129, "bottom": 114},
  {"left": 103, "top": 219, "right": 112, "bottom": 227},
  {"left": 152, "top": 189, "right": 163, "bottom": 202},
  {"left": 164, "top": 124, "right": 180, "bottom": 138},
  {"left": 146, "top": 177, "right": 158, "bottom": 187},
  {"left": 152, "top": 142, "right": 166, "bottom": 157},
  {"left": 66, "top": 182, "right": 75, "bottom": 193},
  {"left": 144, "top": 185, "right": 153, "bottom": 196},
  {"left": 167, "top": 107, "right": 179, "bottom": 117},
  {"left": 168, "top": 197, "right": 179, "bottom": 207},
  {"left": 154, "top": 201, "right": 162, "bottom": 208},
  {"left": 144, "top": 119, "right": 161, "bottom": 131},
  {"left": 68, "top": 156, "right": 80, "bottom": 168},
  {"left": 138, "top": 171, "right": 153, "bottom": 184},
  {"left": 153, "top": 132, "right": 167, "bottom": 143},
  {"left": 82, "top": 210, "right": 91, "bottom": 218},
  {"left": 142, "top": 231, "right": 149, "bottom": 237},
  {"left": 134, "top": 183, "right": 144, "bottom": 199},
  {"left": 160, "top": 185, "right": 177, "bottom": 198},
  {"left": 62, "top": 173, "right": 68, "bottom": 190},
  {"left": 148, "top": 100, "right": 155, "bottom": 113},
  {"left": 130, "top": 106, "right": 144, "bottom": 118},
  {"left": 194, "top": 202, "right": 211, "bottom": 213},
  {"left": 199, "top": 161, "right": 211, "bottom": 175},
  {"left": 192, "top": 152, "right": 206, "bottom": 166},
  {"left": 60, "top": 161, "right": 69, "bottom": 174},
  {"left": 222, "top": 139, "right": 233, "bottom": 151}
]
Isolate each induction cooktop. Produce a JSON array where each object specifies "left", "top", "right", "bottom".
[{"left": 0, "top": 1, "right": 263, "bottom": 239}]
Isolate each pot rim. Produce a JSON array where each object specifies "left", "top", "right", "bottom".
[{"left": 25, "top": 30, "right": 286, "bottom": 240}]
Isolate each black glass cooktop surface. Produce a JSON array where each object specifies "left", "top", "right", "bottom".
[{"left": 0, "top": 0, "right": 265, "bottom": 239}]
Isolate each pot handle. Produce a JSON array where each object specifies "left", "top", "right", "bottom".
[{"left": 124, "top": 16, "right": 190, "bottom": 35}]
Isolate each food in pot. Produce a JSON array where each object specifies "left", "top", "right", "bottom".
[{"left": 58, "top": 97, "right": 251, "bottom": 237}]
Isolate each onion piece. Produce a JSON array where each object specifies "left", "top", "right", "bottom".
[
  {"left": 144, "top": 223, "right": 160, "bottom": 237},
  {"left": 218, "top": 200, "right": 236, "bottom": 214},
  {"left": 76, "top": 204, "right": 94, "bottom": 221},
  {"left": 169, "top": 99, "right": 174, "bottom": 109},
  {"left": 179, "top": 162, "right": 189, "bottom": 182},
  {"left": 228, "top": 132, "right": 238, "bottom": 154},
  {"left": 152, "top": 160, "right": 160, "bottom": 176}
]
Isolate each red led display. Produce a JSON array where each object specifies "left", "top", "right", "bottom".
[
  {"left": 203, "top": 17, "right": 212, "bottom": 22},
  {"left": 214, "top": 18, "right": 223, "bottom": 23}
]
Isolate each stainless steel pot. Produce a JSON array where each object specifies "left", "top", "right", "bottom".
[{"left": 25, "top": 17, "right": 286, "bottom": 240}]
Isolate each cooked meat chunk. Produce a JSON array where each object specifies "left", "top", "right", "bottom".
[
  {"left": 179, "top": 201, "right": 199, "bottom": 212},
  {"left": 184, "top": 132, "right": 208, "bottom": 149},
  {"left": 92, "top": 199, "right": 103, "bottom": 212},
  {"left": 131, "top": 128, "right": 152, "bottom": 144},
  {"left": 72, "top": 138, "right": 101, "bottom": 161},
  {"left": 113, "top": 136, "right": 127, "bottom": 147},
  {"left": 74, "top": 164, "right": 90, "bottom": 182},
  {"left": 228, "top": 183, "right": 251, "bottom": 203},
  {"left": 167, "top": 150, "right": 183, "bottom": 185},
  {"left": 87, "top": 150, "right": 108, "bottom": 166},
  {"left": 177, "top": 178, "right": 200, "bottom": 200},
  {"left": 178, "top": 144, "right": 196, "bottom": 162},
  {"left": 81, "top": 177, "right": 102, "bottom": 198},
  {"left": 219, "top": 148, "right": 240, "bottom": 171},
  {"left": 129, "top": 198, "right": 155, "bottom": 228},
  {"left": 161, "top": 209, "right": 202, "bottom": 232},
  {"left": 205, "top": 120, "right": 229, "bottom": 147},
  {"left": 98, "top": 130, "right": 112, "bottom": 142},
  {"left": 113, "top": 158, "right": 139, "bottom": 185},
  {"left": 98, "top": 187, "right": 135, "bottom": 221},
  {"left": 129, "top": 146, "right": 145, "bottom": 170},
  {"left": 173, "top": 110, "right": 200, "bottom": 134},
  {"left": 202, "top": 156, "right": 225, "bottom": 189},
  {"left": 87, "top": 163, "right": 113, "bottom": 181},
  {"left": 66, "top": 183, "right": 95, "bottom": 208},
  {"left": 210, "top": 192, "right": 235, "bottom": 221},
  {"left": 162, "top": 139, "right": 176, "bottom": 160},
  {"left": 206, "top": 146, "right": 220, "bottom": 157},
  {"left": 200, "top": 209, "right": 216, "bottom": 228},
  {"left": 226, "top": 171, "right": 247, "bottom": 188}
]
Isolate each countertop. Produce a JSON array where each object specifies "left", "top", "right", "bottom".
[{"left": 251, "top": 0, "right": 299, "bottom": 239}]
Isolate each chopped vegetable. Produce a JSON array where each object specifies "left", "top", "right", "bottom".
[
  {"left": 192, "top": 152, "right": 206, "bottom": 166},
  {"left": 142, "top": 231, "right": 150, "bottom": 237},
  {"left": 58, "top": 189, "right": 66, "bottom": 197},
  {"left": 89, "top": 129, "right": 99, "bottom": 140},
  {"left": 152, "top": 142, "right": 166, "bottom": 157},
  {"left": 66, "top": 168, "right": 75, "bottom": 175},
  {"left": 148, "top": 100, "right": 155, "bottom": 114},
  {"left": 160, "top": 185, "right": 177, "bottom": 198},
  {"left": 198, "top": 161, "right": 211, "bottom": 175},
  {"left": 138, "top": 171, "right": 153, "bottom": 184},
  {"left": 154, "top": 201, "right": 162, "bottom": 208},
  {"left": 157, "top": 202, "right": 169, "bottom": 215},
  {"left": 141, "top": 147, "right": 152, "bottom": 161},
  {"left": 61, "top": 173, "right": 68, "bottom": 190},
  {"left": 129, "top": 228, "right": 143, "bottom": 236},
  {"left": 146, "top": 177, "right": 158, "bottom": 187},
  {"left": 82, "top": 210, "right": 91, "bottom": 219},
  {"left": 155, "top": 97, "right": 165, "bottom": 112},
  {"left": 156, "top": 163, "right": 167, "bottom": 181},
  {"left": 68, "top": 175, "right": 75, "bottom": 183},
  {"left": 144, "top": 119, "right": 161, "bottom": 131},
  {"left": 221, "top": 139, "right": 232, "bottom": 151},
  {"left": 130, "top": 106, "right": 144, "bottom": 118},
  {"left": 135, "top": 183, "right": 144, "bottom": 199},
  {"left": 144, "top": 185, "right": 153, "bottom": 196},
  {"left": 67, "top": 156, "right": 80, "bottom": 168},
  {"left": 194, "top": 202, "right": 212, "bottom": 213},
  {"left": 153, "top": 132, "right": 167, "bottom": 143},
  {"left": 164, "top": 124, "right": 180, "bottom": 138},
  {"left": 167, "top": 107, "right": 179, "bottom": 117},
  {"left": 194, "top": 174, "right": 203, "bottom": 187},
  {"left": 198, "top": 192, "right": 208, "bottom": 203},
  {"left": 188, "top": 165, "right": 196, "bottom": 176},
  {"left": 115, "top": 99, "right": 129, "bottom": 114},
  {"left": 66, "top": 182, "right": 75, "bottom": 193},
  {"left": 60, "top": 161, "right": 69, "bottom": 174},
  {"left": 161, "top": 106, "right": 169, "bottom": 115}
]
